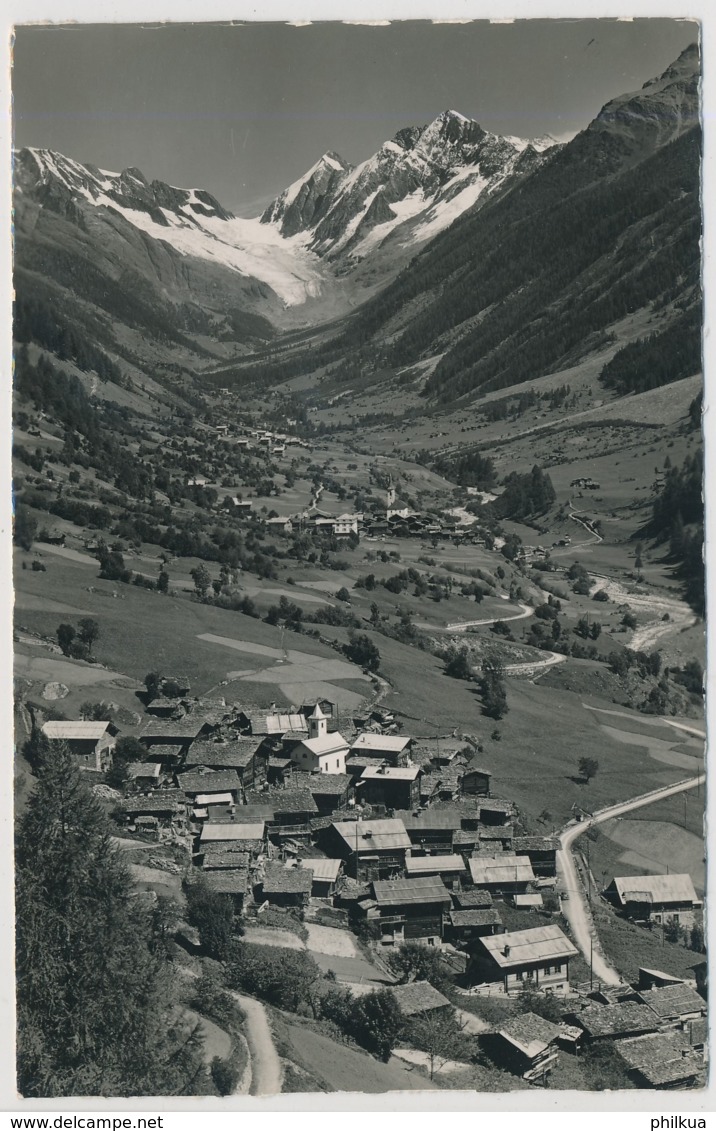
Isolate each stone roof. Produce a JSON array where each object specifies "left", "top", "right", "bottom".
[
  {"left": 574, "top": 1002, "right": 659, "bottom": 1039},
  {"left": 480, "top": 924, "right": 577, "bottom": 970},
  {"left": 372, "top": 877, "right": 452, "bottom": 907},
  {"left": 449, "top": 908, "right": 503, "bottom": 929},
  {"left": 615, "top": 1031, "right": 705, "bottom": 1086},
  {"left": 637, "top": 982, "right": 706, "bottom": 1021},
  {"left": 452, "top": 889, "right": 493, "bottom": 909},
  {"left": 469, "top": 855, "right": 534, "bottom": 886},
  {"left": 177, "top": 770, "right": 241, "bottom": 794},
  {"left": 390, "top": 981, "right": 451, "bottom": 1017},
  {"left": 262, "top": 862, "right": 313, "bottom": 895}
]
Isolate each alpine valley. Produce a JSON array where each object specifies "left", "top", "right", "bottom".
[{"left": 13, "top": 40, "right": 707, "bottom": 1099}]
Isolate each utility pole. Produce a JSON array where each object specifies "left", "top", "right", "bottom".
[{"left": 590, "top": 937, "right": 593, "bottom": 992}]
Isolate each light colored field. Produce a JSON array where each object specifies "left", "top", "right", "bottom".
[
  {"left": 304, "top": 923, "right": 358, "bottom": 958},
  {"left": 14, "top": 650, "right": 140, "bottom": 689},
  {"left": 598, "top": 817, "right": 705, "bottom": 895},
  {"left": 197, "top": 634, "right": 369, "bottom": 687},
  {"left": 15, "top": 592, "right": 94, "bottom": 616},
  {"left": 596, "top": 722, "right": 704, "bottom": 772},
  {"left": 283, "top": 1023, "right": 436, "bottom": 1092}
]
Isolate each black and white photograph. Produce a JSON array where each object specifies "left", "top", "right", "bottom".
[{"left": 8, "top": 14, "right": 707, "bottom": 1102}]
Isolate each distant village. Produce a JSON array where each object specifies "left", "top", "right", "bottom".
[{"left": 38, "top": 676, "right": 707, "bottom": 1090}]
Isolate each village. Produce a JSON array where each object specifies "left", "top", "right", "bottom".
[{"left": 31, "top": 673, "right": 707, "bottom": 1092}]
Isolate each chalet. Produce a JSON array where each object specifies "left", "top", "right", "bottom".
[
  {"left": 177, "top": 769, "right": 242, "bottom": 803},
  {"left": 225, "top": 497, "right": 253, "bottom": 512},
  {"left": 141, "top": 743, "right": 185, "bottom": 767},
  {"left": 478, "top": 827, "right": 515, "bottom": 853},
  {"left": 468, "top": 855, "right": 535, "bottom": 894},
  {"left": 41, "top": 720, "right": 116, "bottom": 772},
  {"left": 183, "top": 738, "right": 269, "bottom": 791},
  {"left": 478, "top": 799, "right": 515, "bottom": 826},
  {"left": 360, "top": 765, "right": 422, "bottom": 811},
  {"left": 266, "top": 516, "right": 293, "bottom": 533},
  {"left": 188, "top": 475, "right": 209, "bottom": 487},
  {"left": 472, "top": 924, "right": 578, "bottom": 993},
  {"left": 460, "top": 762, "right": 492, "bottom": 798},
  {"left": 603, "top": 874, "right": 702, "bottom": 929},
  {"left": 305, "top": 773, "right": 354, "bottom": 815},
  {"left": 323, "top": 817, "right": 411, "bottom": 881},
  {"left": 161, "top": 676, "right": 191, "bottom": 697},
  {"left": 453, "top": 889, "right": 494, "bottom": 911},
  {"left": 139, "top": 718, "right": 212, "bottom": 757},
  {"left": 390, "top": 981, "right": 451, "bottom": 1020},
  {"left": 291, "top": 705, "right": 350, "bottom": 774},
  {"left": 513, "top": 893, "right": 544, "bottom": 910},
  {"left": 200, "top": 820, "right": 266, "bottom": 851},
  {"left": 615, "top": 1031, "right": 705, "bottom": 1089},
  {"left": 404, "top": 854, "right": 469, "bottom": 888},
  {"left": 146, "top": 697, "right": 186, "bottom": 718},
  {"left": 259, "top": 862, "right": 312, "bottom": 908},
  {"left": 202, "top": 848, "right": 251, "bottom": 872},
  {"left": 267, "top": 756, "right": 294, "bottom": 786},
  {"left": 494, "top": 1012, "right": 563, "bottom": 1081},
  {"left": 394, "top": 808, "right": 460, "bottom": 855},
  {"left": 244, "top": 788, "right": 318, "bottom": 842},
  {"left": 513, "top": 836, "right": 559, "bottom": 878},
  {"left": 203, "top": 867, "right": 249, "bottom": 911},
  {"left": 126, "top": 762, "right": 162, "bottom": 787},
  {"left": 301, "top": 856, "right": 342, "bottom": 897},
  {"left": 447, "top": 906, "right": 503, "bottom": 943},
  {"left": 192, "top": 792, "right": 237, "bottom": 822},
  {"left": 247, "top": 711, "right": 308, "bottom": 739},
  {"left": 635, "top": 982, "right": 707, "bottom": 1028},
  {"left": 368, "top": 877, "right": 452, "bottom": 946},
  {"left": 350, "top": 733, "right": 413, "bottom": 766},
  {"left": 566, "top": 1002, "right": 659, "bottom": 1042},
  {"left": 300, "top": 698, "right": 338, "bottom": 728},
  {"left": 123, "top": 789, "right": 185, "bottom": 823}
]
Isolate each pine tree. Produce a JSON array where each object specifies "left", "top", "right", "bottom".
[{"left": 16, "top": 745, "right": 205, "bottom": 1097}]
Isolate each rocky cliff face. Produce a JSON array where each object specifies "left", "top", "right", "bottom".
[{"left": 261, "top": 109, "right": 558, "bottom": 261}]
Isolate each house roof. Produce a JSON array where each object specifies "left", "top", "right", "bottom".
[
  {"left": 194, "top": 792, "right": 235, "bottom": 806},
  {"left": 204, "top": 869, "right": 249, "bottom": 895},
  {"left": 140, "top": 719, "right": 208, "bottom": 740},
  {"left": 262, "top": 862, "right": 313, "bottom": 894},
  {"left": 575, "top": 1002, "right": 659, "bottom": 1038},
  {"left": 514, "top": 893, "right": 544, "bottom": 908},
  {"left": 394, "top": 809, "right": 462, "bottom": 832},
  {"left": 350, "top": 733, "right": 412, "bottom": 753},
  {"left": 268, "top": 788, "right": 319, "bottom": 814},
  {"left": 200, "top": 821, "right": 265, "bottom": 842},
  {"left": 361, "top": 766, "right": 421, "bottom": 781},
  {"left": 498, "top": 1012, "right": 562, "bottom": 1059},
  {"left": 480, "top": 924, "right": 577, "bottom": 969},
  {"left": 453, "top": 889, "right": 493, "bottom": 909},
  {"left": 306, "top": 774, "right": 353, "bottom": 795},
  {"left": 302, "top": 858, "right": 342, "bottom": 882},
  {"left": 514, "top": 836, "right": 559, "bottom": 853},
  {"left": 615, "top": 1031, "right": 704, "bottom": 1086},
  {"left": 42, "top": 721, "right": 112, "bottom": 741},
  {"left": 479, "top": 827, "right": 514, "bottom": 842},
  {"left": 405, "top": 854, "right": 467, "bottom": 875},
  {"left": 449, "top": 908, "right": 503, "bottom": 929},
  {"left": 468, "top": 855, "right": 535, "bottom": 886},
  {"left": 637, "top": 983, "right": 706, "bottom": 1021},
  {"left": 298, "top": 733, "right": 350, "bottom": 757},
  {"left": 390, "top": 981, "right": 451, "bottom": 1017},
  {"left": 249, "top": 712, "right": 308, "bottom": 736},
  {"left": 143, "top": 744, "right": 185, "bottom": 760},
  {"left": 610, "top": 874, "right": 700, "bottom": 907},
  {"left": 177, "top": 770, "right": 241, "bottom": 794},
  {"left": 332, "top": 818, "right": 411, "bottom": 853},
  {"left": 184, "top": 739, "right": 263, "bottom": 768},
  {"left": 126, "top": 762, "right": 161, "bottom": 779},
  {"left": 372, "top": 877, "right": 452, "bottom": 907},
  {"left": 202, "top": 849, "right": 251, "bottom": 870},
  {"left": 478, "top": 799, "right": 514, "bottom": 815},
  {"left": 123, "top": 790, "right": 184, "bottom": 814}
]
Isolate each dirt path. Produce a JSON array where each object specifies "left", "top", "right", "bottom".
[
  {"left": 557, "top": 773, "right": 706, "bottom": 986},
  {"left": 232, "top": 992, "right": 283, "bottom": 1097},
  {"left": 584, "top": 572, "right": 696, "bottom": 654},
  {"left": 504, "top": 651, "right": 566, "bottom": 676},
  {"left": 416, "top": 602, "right": 534, "bottom": 633}
]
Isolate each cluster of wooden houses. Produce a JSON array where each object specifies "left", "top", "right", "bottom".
[{"left": 39, "top": 694, "right": 705, "bottom": 1045}]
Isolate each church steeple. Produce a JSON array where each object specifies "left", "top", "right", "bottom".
[{"left": 308, "top": 702, "right": 327, "bottom": 739}]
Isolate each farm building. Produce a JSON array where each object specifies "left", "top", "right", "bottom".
[
  {"left": 635, "top": 982, "right": 707, "bottom": 1027},
  {"left": 202, "top": 848, "right": 251, "bottom": 872},
  {"left": 41, "top": 720, "right": 116, "bottom": 772},
  {"left": 324, "top": 818, "right": 411, "bottom": 881},
  {"left": 301, "top": 857, "right": 343, "bottom": 897},
  {"left": 183, "top": 738, "right": 269, "bottom": 790},
  {"left": 394, "top": 808, "right": 460, "bottom": 855},
  {"left": 513, "top": 836, "right": 559, "bottom": 878},
  {"left": 478, "top": 827, "right": 514, "bottom": 853},
  {"left": 404, "top": 854, "right": 469, "bottom": 888},
  {"left": 478, "top": 799, "right": 515, "bottom": 825},
  {"left": 494, "top": 1012, "right": 563, "bottom": 1081},
  {"left": 368, "top": 877, "right": 452, "bottom": 946},
  {"left": 304, "top": 773, "right": 354, "bottom": 815},
  {"left": 468, "top": 855, "right": 535, "bottom": 894},
  {"left": 177, "top": 770, "right": 242, "bottom": 803},
  {"left": 125, "top": 762, "right": 162, "bottom": 787},
  {"left": 259, "top": 862, "right": 312, "bottom": 907},
  {"left": 349, "top": 733, "right": 413, "bottom": 766},
  {"left": 291, "top": 705, "right": 350, "bottom": 774},
  {"left": 203, "top": 867, "right": 249, "bottom": 911},
  {"left": 247, "top": 711, "right": 308, "bottom": 739},
  {"left": 268, "top": 789, "right": 320, "bottom": 842},
  {"left": 472, "top": 924, "right": 578, "bottom": 993},
  {"left": 146, "top": 697, "right": 186, "bottom": 718},
  {"left": 359, "top": 765, "right": 422, "bottom": 811},
  {"left": 140, "top": 718, "right": 212, "bottom": 756},
  {"left": 123, "top": 789, "right": 185, "bottom": 823},
  {"left": 460, "top": 762, "right": 492, "bottom": 798},
  {"left": 390, "top": 981, "right": 451, "bottom": 1019},
  {"left": 614, "top": 1031, "right": 705, "bottom": 1089},
  {"left": 200, "top": 820, "right": 266, "bottom": 849},
  {"left": 603, "top": 874, "right": 702, "bottom": 929},
  {"left": 565, "top": 1002, "right": 659, "bottom": 1042},
  {"left": 447, "top": 907, "right": 503, "bottom": 943}
]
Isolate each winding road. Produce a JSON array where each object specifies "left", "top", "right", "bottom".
[
  {"left": 557, "top": 772, "right": 706, "bottom": 986},
  {"left": 232, "top": 992, "right": 283, "bottom": 1096}
]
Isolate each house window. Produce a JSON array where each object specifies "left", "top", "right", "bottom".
[{"left": 544, "top": 965, "right": 553, "bottom": 975}]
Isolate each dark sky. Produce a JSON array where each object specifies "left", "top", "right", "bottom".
[{"left": 12, "top": 19, "right": 699, "bottom": 215}]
